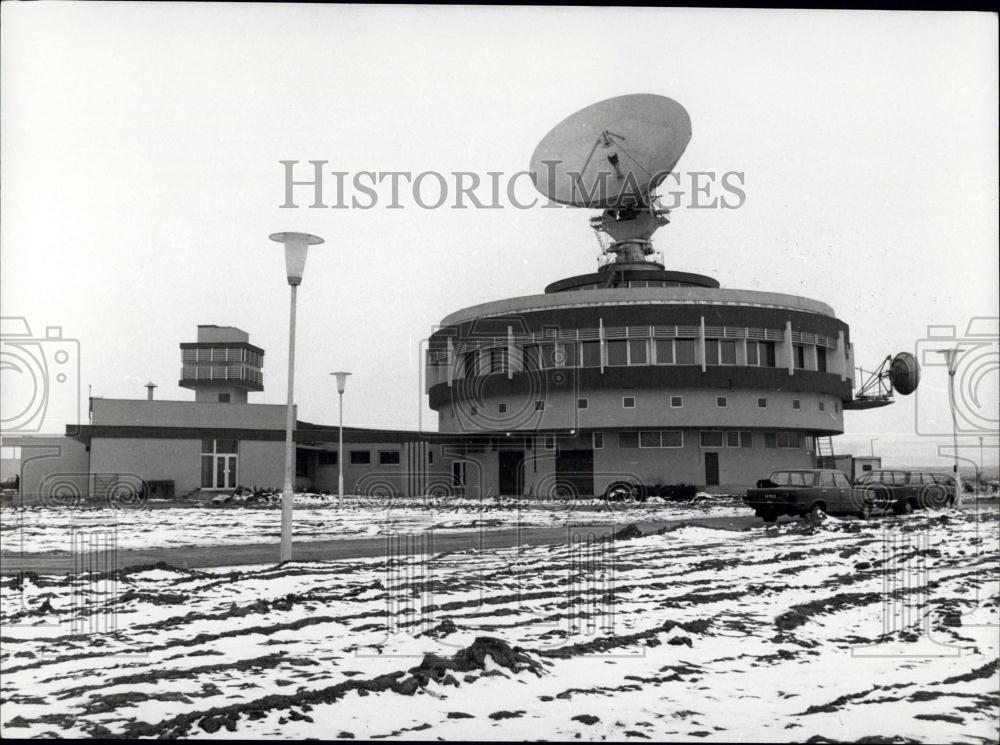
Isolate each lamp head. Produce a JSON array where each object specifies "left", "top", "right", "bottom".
[
  {"left": 331, "top": 371, "right": 351, "bottom": 394},
  {"left": 269, "top": 231, "right": 324, "bottom": 285}
]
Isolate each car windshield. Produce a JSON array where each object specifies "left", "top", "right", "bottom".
[{"left": 769, "top": 471, "right": 813, "bottom": 486}]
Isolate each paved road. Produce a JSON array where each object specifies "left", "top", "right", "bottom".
[{"left": 0, "top": 515, "right": 771, "bottom": 575}]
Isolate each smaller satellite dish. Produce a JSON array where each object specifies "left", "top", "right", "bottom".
[
  {"left": 889, "top": 352, "right": 920, "bottom": 396},
  {"left": 530, "top": 94, "right": 692, "bottom": 209}
]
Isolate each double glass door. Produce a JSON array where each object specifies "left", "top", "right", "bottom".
[{"left": 201, "top": 439, "right": 238, "bottom": 489}]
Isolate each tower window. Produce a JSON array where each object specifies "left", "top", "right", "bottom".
[
  {"left": 716, "top": 396, "right": 728, "bottom": 408},
  {"left": 792, "top": 399, "right": 801, "bottom": 410},
  {"left": 622, "top": 396, "right": 635, "bottom": 409},
  {"left": 757, "top": 397, "right": 768, "bottom": 408},
  {"left": 670, "top": 396, "right": 683, "bottom": 408},
  {"left": 498, "top": 402, "right": 507, "bottom": 414},
  {"left": 592, "top": 432, "right": 604, "bottom": 449},
  {"left": 577, "top": 398, "right": 588, "bottom": 409}
]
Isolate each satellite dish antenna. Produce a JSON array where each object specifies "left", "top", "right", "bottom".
[
  {"left": 845, "top": 352, "right": 921, "bottom": 409},
  {"left": 529, "top": 94, "right": 692, "bottom": 268}
]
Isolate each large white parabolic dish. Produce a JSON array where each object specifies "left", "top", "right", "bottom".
[{"left": 530, "top": 94, "right": 692, "bottom": 209}]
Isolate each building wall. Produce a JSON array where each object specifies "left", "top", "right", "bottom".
[
  {"left": 91, "top": 399, "right": 287, "bottom": 429},
  {"left": 7, "top": 435, "right": 91, "bottom": 504},
  {"left": 89, "top": 437, "right": 201, "bottom": 495},
  {"left": 239, "top": 440, "right": 285, "bottom": 490}
]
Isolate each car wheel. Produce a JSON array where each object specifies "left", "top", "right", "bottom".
[
  {"left": 604, "top": 481, "right": 635, "bottom": 502},
  {"left": 894, "top": 499, "right": 915, "bottom": 515},
  {"left": 809, "top": 503, "right": 826, "bottom": 522}
]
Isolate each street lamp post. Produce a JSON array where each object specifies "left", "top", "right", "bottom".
[
  {"left": 331, "top": 372, "right": 351, "bottom": 506},
  {"left": 270, "top": 231, "right": 324, "bottom": 563},
  {"left": 937, "top": 347, "right": 961, "bottom": 484}
]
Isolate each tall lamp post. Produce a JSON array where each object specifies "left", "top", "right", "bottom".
[
  {"left": 331, "top": 372, "right": 351, "bottom": 505},
  {"left": 270, "top": 231, "right": 324, "bottom": 563},
  {"left": 937, "top": 347, "right": 961, "bottom": 486}
]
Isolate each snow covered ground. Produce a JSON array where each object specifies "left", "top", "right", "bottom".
[
  {"left": 2, "top": 507, "right": 997, "bottom": 741},
  {"left": 1, "top": 495, "right": 748, "bottom": 553}
]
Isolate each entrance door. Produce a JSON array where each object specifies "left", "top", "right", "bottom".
[
  {"left": 556, "top": 449, "right": 594, "bottom": 498},
  {"left": 215, "top": 455, "right": 237, "bottom": 489},
  {"left": 498, "top": 450, "right": 524, "bottom": 496},
  {"left": 705, "top": 452, "right": 720, "bottom": 486}
]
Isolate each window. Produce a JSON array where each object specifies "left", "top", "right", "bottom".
[
  {"left": 765, "top": 433, "right": 777, "bottom": 449},
  {"left": 640, "top": 431, "right": 660, "bottom": 448},
  {"left": 628, "top": 339, "right": 648, "bottom": 365},
  {"left": 318, "top": 451, "right": 338, "bottom": 466},
  {"left": 705, "top": 340, "right": 719, "bottom": 366},
  {"left": 792, "top": 399, "right": 801, "bottom": 410},
  {"left": 675, "top": 339, "right": 696, "bottom": 365},
  {"left": 716, "top": 396, "right": 728, "bottom": 408},
  {"left": 581, "top": 341, "right": 601, "bottom": 367},
  {"left": 592, "top": 432, "right": 604, "bottom": 449},
  {"left": 834, "top": 473, "right": 851, "bottom": 487},
  {"left": 661, "top": 430, "right": 683, "bottom": 448},
  {"left": 463, "top": 351, "right": 478, "bottom": 378},
  {"left": 772, "top": 432, "right": 803, "bottom": 449},
  {"left": 535, "top": 400, "right": 544, "bottom": 411},
  {"left": 820, "top": 472, "right": 837, "bottom": 486},
  {"left": 640, "top": 431, "right": 684, "bottom": 448},
  {"left": 817, "top": 348, "right": 828, "bottom": 373},
  {"left": 818, "top": 402, "right": 825, "bottom": 412},
  {"left": 746, "top": 341, "right": 759, "bottom": 366},
  {"left": 350, "top": 450, "right": 371, "bottom": 465},
  {"left": 739, "top": 431, "right": 753, "bottom": 448},
  {"left": 452, "top": 461, "right": 466, "bottom": 487},
  {"left": 427, "top": 449, "right": 434, "bottom": 465},
  {"left": 560, "top": 342, "right": 578, "bottom": 368},
  {"left": 489, "top": 348, "right": 506, "bottom": 374},
  {"left": 522, "top": 345, "right": 541, "bottom": 372},
  {"left": 544, "top": 435, "right": 556, "bottom": 450},
  {"left": 618, "top": 432, "right": 639, "bottom": 449},
  {"left": 655, "top": 339, "right": 674, "bottom": 364},
  {"left": 378, "top": 451, "right": 400, "bottom": 466},
  {"left": 607, "top": 340, "right": 628, "bottom": 367},
  {"left": 577, "top": 398, "right": 588, "bottom": 410},
  {"left": 218, "top": 393, "right": 230, "bottom": 403},
  {"left": 622, "top": 396, "right": 635, "bottom": 409},
  {"left": 498, "top": 402, "right": 507, "bottom": 414},
  {"left": 834, "top": 402, "right": 840, "bottom": 413},
  {"left": 670, "top": 396, "right": 683, "bottom": 408},
  {"left": 862, "top": 464, "right": 872, "bottom": 472},
  {"left": 726, "top": 431, "right": 740, "bottom": 448},
  {"left": 794, "top": 345, "right": 806, "bottom": 369},
  {"left": 720, "top": 340, "right": 736, "bottom": 365},
  {"left": 700, "top": 431, "right": 725, "bottom": 448}
]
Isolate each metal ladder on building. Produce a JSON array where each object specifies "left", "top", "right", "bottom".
[{"left": 814, "top": 436, "right": 836, "bottom": 468}]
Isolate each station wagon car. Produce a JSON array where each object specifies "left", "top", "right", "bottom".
[
  {"left": 853, "top": 469, "right": 959, "bottom": 513},
  {"left": 744, "top": 469, "right": 857, "bottom": 523}
]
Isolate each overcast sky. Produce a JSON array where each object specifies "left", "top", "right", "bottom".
[{"left": 2, "top": 4, "right": 997, "bottom": 469}]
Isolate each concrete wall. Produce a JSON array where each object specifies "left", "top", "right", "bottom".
[
  {"left": 8, "top": 435, "right": 91, "bottom": 504},
  {"left": 91, "top": 398, "right": 287, "bottom": 429},
  {"left": 89, "top": 437, "right": 201, "bottom": 495}
]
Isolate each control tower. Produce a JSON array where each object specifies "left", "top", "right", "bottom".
[{"left": 178, "top": 325, "right": 264, "bottom": 403}]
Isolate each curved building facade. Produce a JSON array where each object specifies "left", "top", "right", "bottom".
[{"left": 426, "top": 266, "right": 856, "bottom": 496}]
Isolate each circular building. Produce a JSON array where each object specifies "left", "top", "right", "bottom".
[{"left": 425, "top": 260, "right": 856, "bottom": 497}]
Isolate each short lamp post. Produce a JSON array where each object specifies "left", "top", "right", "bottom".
[
  {"left": 270, "top": 231, "right": 324, "bottom": 563},
  {"left": 331, "top": 372, "right": 351, "bottom": 505}
]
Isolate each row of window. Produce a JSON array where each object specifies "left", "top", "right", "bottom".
[
  {"left": 474, "top": 397, "right": 840, "bottom": 414},
  {"left": 608, "top": 430, "right": 803, "bottom": 450},
  {"left": 314, "top": 450, "right": 403, "bottom": 466},
  {"left": 183, "top": 347, "right": 263, "bottom": 366},
  {"left": 455, "top": 339, "right": 828, "bottom": 375}
]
